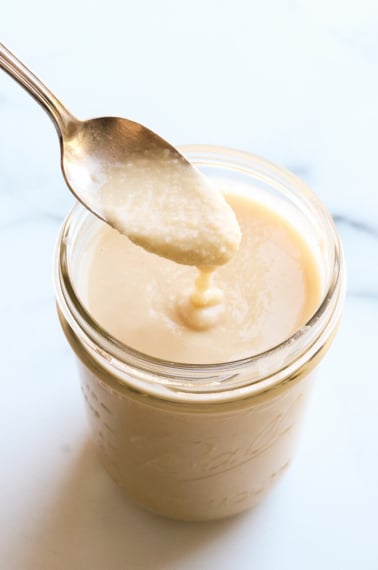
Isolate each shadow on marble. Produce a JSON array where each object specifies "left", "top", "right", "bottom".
[{"left": 23, "top": 438, "right": 251, "bottom": 570}]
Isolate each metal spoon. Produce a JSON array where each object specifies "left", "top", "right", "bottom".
[
  {"left": 0, "top": 42, "right": 241, "bottom": 267},
  {"left": 0, "top": 42, "right": 194, "bottom": 217}
]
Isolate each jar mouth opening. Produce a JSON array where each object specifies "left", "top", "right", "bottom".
[{"left": 54, "top": 145, "right": 345, "bottom": 388}]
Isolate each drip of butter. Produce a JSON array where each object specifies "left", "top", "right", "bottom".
[{"left": 178, "top": 267, "right": 225, "bottom": 330}]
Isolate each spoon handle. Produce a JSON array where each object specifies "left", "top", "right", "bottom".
[{"left": 0, "top": 42, "right": 77, "bottom": 138}]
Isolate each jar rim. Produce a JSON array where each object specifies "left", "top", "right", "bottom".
[{"left": 54, "top": 145, "right": 345, "bottom": 398}]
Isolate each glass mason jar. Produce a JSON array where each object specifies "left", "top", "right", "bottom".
[{"left": 54, "top": 145, "right": 345, "bottom": 521}]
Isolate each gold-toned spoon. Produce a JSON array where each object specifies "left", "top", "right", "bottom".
[{"left": 0, "top": 42, "right": 240, "bottom": 266}]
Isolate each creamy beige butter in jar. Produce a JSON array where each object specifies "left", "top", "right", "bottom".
[{"left": 54, "top": 146, "right": 345, "bottom": 521}]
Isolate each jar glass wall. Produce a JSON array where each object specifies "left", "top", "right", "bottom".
[{"left": 54, "top": 146, "right": 345, "bottom": 521}]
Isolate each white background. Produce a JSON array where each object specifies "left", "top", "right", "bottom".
[{"left": 0, "top": 1, "right": 377, "bottom": 568}]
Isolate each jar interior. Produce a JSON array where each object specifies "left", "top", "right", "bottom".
[
  {"left": 55, "top": 146, "right": 343, "bottom": 398},
  {"left": 68, "top": 148, "right": 333, "bottom": 322}
]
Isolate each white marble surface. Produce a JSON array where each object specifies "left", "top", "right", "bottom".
[{"left": 0, "top": 1, "right": 377, "bottom": 568}]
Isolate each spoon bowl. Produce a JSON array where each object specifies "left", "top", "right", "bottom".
[{"left": 61, "top": 115, "right": 190, "bottom": 222}]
